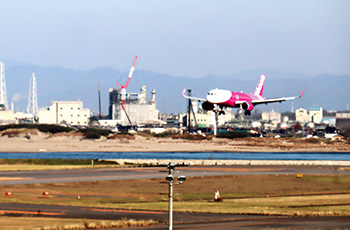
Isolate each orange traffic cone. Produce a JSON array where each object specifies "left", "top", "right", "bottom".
[{"left": 214, "top": 190, "right": 222, "bottom": 202}]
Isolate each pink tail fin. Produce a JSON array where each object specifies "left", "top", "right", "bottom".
[{"left": 254, "top": 74, "right": 265, "bottom": 96}]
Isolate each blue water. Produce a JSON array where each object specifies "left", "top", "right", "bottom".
[{"left": 0, "top": 152, "right": 349, "bottom": 161}]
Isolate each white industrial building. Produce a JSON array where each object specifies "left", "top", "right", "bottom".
[
  {"left": 108, "top": 85, "right": 159, "bottom": 126},
  {"left": 309, "top": 105, "right": 323, "bottom": 124},
  {"left": 262, "top": 110, "right": 281, "bottom": 124},
  {"left": 38, "top": 100, "right": 90, "bottom": 126},
  {"left": 295, "top": 108, "right": 309, "bottom": 123},
  {"left": 183, "top": 112, "right": 214, "bottom": 128},
  {"left": 0, "top": 110, "right": 15, "bottom": 124}
]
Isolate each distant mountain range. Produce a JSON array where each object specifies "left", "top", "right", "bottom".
[{"left": 3, "top": 63, "right": 350, "bottom": 114}]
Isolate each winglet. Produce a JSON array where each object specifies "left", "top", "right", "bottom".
[
  {"left": 299, "top": 88, "right": 305, "bottom": 98},
  {"left": 181, "top": 88, "right": 206, "bottom": 101}
]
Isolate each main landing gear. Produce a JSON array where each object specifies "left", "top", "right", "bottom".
[
  {"left": 244, "top": 110, "right": 251, "bottom": 116},
  {"left": 216, "top": 106, "right": 225, "bottom": 115},
  {"left": 218, "top": 110, "right": 225, "bottom": 115},
  {"left": 212, "top": 106, "right": 225, "bottom": 116}
]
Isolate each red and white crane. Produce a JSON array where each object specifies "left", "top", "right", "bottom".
[{"left": 116, "top": 56, "right": 138, "bottom": 110}]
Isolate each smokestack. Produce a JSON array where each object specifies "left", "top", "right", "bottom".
[{"left": 151, "top": 89, "right": 156, "bottom": 103}]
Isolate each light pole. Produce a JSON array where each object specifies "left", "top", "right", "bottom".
[{"left": 165, "top": 163, "right": 186, "bottom": 230}]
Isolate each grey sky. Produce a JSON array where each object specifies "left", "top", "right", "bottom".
[{"left": 0, "top": 0, "right": 349, "bottom": 78}]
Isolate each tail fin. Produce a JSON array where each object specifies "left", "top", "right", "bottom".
[{"left": 254, "top": 74, "right": 265, "bottom": 96}]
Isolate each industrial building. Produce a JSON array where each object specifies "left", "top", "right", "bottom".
[
  {"left": 108, "top": 85, "right": 159, "bottom": 126},
  {"left": 0, "top": 110, "right": 15, "bottom": 124},
  {"left": 336, "top": 111, "right": 350, "bottom": 130},
  {"left": 38, "top": 100, "right": 90, "bottom": 126},
  {"left": 309, "top": 105, "right": 323, "bottom": 124},
  {"left": 262, "top": 110, "right": 281, "bottom": 124},
  {"left": 295, "top": 108, "right": 309, "bottom": 124}
]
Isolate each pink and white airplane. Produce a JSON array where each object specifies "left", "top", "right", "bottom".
[{"left": 182, "top": 74, "right": 304, "bottom": 116}]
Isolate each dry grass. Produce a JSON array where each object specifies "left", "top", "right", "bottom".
[
  {"left": 0, "top": 128, "right": 41, "bottom": 138},
  {"left": 46, "top": 131, "right": 84, "bottom": 139},
  {"left": 2, "top": 175, "right": 350, "bottom": 215},
  {"left": 0, "top": 165, "right": 99, "bottom": 171},
  {"left": 1, "top": 174, "right": 350, "bottom": 229},
  {"left": 114, "top": 194, "right": 350, "bottom": 216},
  {"left": 226, "top": 137, "right": 349, "bottom": 150},
  {"left": 107, "top": 134, "right": 136, "bottom": 140},
  {"left": 170, "top": 134, "right": 213, "bottom": 141},
  {"left": 0, "top": 216, "right": 159, "bottom": 230}
]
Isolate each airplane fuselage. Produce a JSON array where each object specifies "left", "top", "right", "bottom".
[{"left": 206, "top": 89, "right": 264, "bottom": 109}]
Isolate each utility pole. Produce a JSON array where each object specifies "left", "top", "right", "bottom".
[
  {"left": 187, "top": 89, "right": 191, "bottom": 133},
  {"left": 164, "top": 163, "right": 186, "bottom": 230},
  {"left": 167, "top": 164, "right": 174, "bottom": 230}
]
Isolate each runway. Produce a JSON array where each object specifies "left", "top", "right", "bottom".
[{"left": 0, "top": 164, "right": 349, "bottom": 185}]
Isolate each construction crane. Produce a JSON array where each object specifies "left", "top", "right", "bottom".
[{"left": 116, "top": 56, "right": 138, "bottom": 125}]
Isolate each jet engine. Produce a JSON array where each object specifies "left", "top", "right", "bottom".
[
  {"left": 202, "top": 101, "right": 214, "bottom": 111},
  {"left": 240, "top": 101, "right": 254, "bottom": 111}
]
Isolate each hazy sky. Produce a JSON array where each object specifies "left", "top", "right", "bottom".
[{"left": 0, "top": 0, "right": 349, "bottom": 78}]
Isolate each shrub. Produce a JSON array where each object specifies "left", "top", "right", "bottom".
[
  {"left": 216, "top": 131, "right": 250, "bottom": 139},
  {"left": 107, "top": 133, "right": 135, "bottom": 140},
  {"left": 84, "top": 131, "right": 101, "bottom": 139},
  {"left": 79, "top": 127, "right": 113, "bottom": 139},
  {"left": 1, "top": 129, "right": 21, "bottom": 137},
  {"left": 171, "top": 134, "right": 212, "bottom": 141},
  {"left": 303, "top": 138, "right": 321, "bottom": 144},
  {"left": 0, "top": 124, "right": 74, "bottom": 134}
]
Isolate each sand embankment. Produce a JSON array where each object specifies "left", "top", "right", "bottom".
[{"left": 0, "top": 131, "right": 349, "bottom": 153}]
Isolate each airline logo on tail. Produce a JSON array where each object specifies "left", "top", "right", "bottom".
[{"left": 254, "top": 74, "right": 265, "bottom": 97}]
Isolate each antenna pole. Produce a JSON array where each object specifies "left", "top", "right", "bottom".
[
  {"left": 0, "top": 62, "right": 8, "bottom": 110},
  {"left": 98, "top": 82, "right": 102, "bottom": 119},
  {"left": 27, "top": 73, "right": 39, "bottom": 120}
]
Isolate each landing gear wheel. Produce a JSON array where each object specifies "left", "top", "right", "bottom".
[
  {"left": 219, "top": 111, "right": 225, "bottom": 115},
  {"left": 244, "top": 110, "right": 251, "bottom": 116}
]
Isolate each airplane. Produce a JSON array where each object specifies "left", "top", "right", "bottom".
[{"left": 182, "top": 74, "right": 304, "bottom": 116}]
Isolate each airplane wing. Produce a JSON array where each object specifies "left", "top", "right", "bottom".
[
  {"left": 182, "top": 88, "right": 207, "bottom": 101},
  {"left": 251, "top": 88, "right": 305, "bottom": 105}
]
